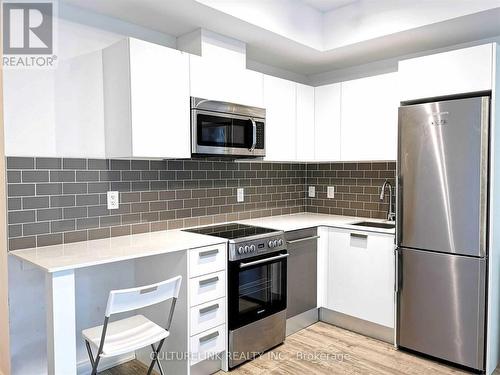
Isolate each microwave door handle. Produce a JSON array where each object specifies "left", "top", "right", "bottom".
[{"left": 249, "top": 119, "right": 257, "bottom": 152}]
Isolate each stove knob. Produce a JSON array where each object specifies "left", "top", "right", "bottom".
[
  {"left": 278, "top": 239, "right": 283, "bottom": 246},
  {"left": 273, "top": 240, "right": 279, "bottom": 247},
  {"left": 250, "top": 244, "right": 256, "bottom": 252},
  {"left": 244, "top": 245, "right": 250, "bottom": 253},
  {"left": 238, "top": 246, "right": 244, "bottom": 254},
  {"left": 268, "top": 240, "right": 274, "bottom": 248}
]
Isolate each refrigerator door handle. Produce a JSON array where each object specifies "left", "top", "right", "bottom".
[
  {"left": 395, "top": 247, "right": 403, "bottom": 293},
  {"left": 396, "top": 175, "right": 403, "bottom": 247}
]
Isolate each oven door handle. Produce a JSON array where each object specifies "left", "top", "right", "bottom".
[
  {"left": 249, "top": 118, "right": 257, "bottom": 152},
  {"left": 240, "top": 253, "right": 289, "bottom": 268}
]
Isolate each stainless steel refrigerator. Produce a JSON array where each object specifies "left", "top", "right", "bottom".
[{"left": 397, "top": 95, "right": 489, "bottom": 371}]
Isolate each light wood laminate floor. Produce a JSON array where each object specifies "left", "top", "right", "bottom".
[{"left": 102, "top": 322, "right": 497, "bottom": 374}]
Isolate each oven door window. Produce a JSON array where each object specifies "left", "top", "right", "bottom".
[
  {"left": 229, "top": 254, "right": 287, "bottom": 330},
  {"left": 197, "top": 114, "right": 253, "bottom": 148}
]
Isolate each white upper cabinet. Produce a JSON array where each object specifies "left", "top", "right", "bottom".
[
  {"left": 341, "top": 73, "right": 398, "bottom": 161},
  {"left": 103, "top": 38, "right": 191, "bottom": 159},
  {"left": 263, "top": 75, "right": 297, "bottom": 161},
  {"left": 314, "top": 83, "right": 341, "bottom": 161},
  {"left": 398, "top": 44, "right": 494, "bottom": 101},
  {"left": 296, "top": 84, "right": 315, "bottom": 161},
  {"left": 189, "top": 55, "right": 264, "bottom": 108}
]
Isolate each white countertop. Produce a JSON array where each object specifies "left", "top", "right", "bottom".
[
  {"left": 238, "top": 213, "right": 396, "bottom": 234},
  {"left": 9, "top": 230, "right": 224, "bottom": 273},
  {"left": 10, "top": 213, "right": 394, "bottom": 273}
]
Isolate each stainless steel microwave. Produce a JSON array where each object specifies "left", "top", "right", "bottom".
[{"left": 190, "top": 97, "right": 266, "bottom": 157}]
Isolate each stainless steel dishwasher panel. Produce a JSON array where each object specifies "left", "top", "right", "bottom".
[{"left": 285, "top": 228, "right": 318, "bottom": 318}]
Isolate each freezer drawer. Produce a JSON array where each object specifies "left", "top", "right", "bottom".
[{"left": 397, "top": 248, "right": 485, "bottom": 370}]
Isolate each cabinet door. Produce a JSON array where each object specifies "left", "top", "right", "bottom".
[
  {"left": 129, "top": 39, "right": 190, "bottom": 158},
  {"left": 314, "top": 84, "right": 341, "bottom": 161},
  {"left": 296, "top": 84, "right": 315, "bottom": 161},
  {"left": 327, "top": 229, "right": 395, "bottom": 328},
  {"left": 398, "top": 44, "right": 493, "bottom": 101},
  {"left": 55, "top": 51, "right": 105, "bottom": 158},
  {"left": 190, "top": 55, "right": 263, "bottom": 107},
  {"left": 341, "top": 73, "right": 398, "bottom": 161},
  {"left": 264, "top": 75, "right": 296, "bottom": 161}
]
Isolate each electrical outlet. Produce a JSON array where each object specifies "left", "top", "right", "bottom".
[
  {"left": 107, "top": 191, "right": 119, "bottom": 210},
  {"left": 327, "top": 186, "right": 335, "bottom": 199},
  {"left": 237, "top": 188, "right": 244, "bottom": 203},
  {"left": 308, "top": 186, "right": 316, "bottom": 198}
]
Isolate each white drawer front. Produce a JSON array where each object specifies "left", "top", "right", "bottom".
[
  {"left": 189, "top": 244, "right": 226, "bottom": 278},
  {"left": 189, "top": 271, "right": 225, "bottom": 307},
  {"left": 190, "top": 297, "right": 226, "bottom": 336},
  {"left": 190, "top": 324, "right": 226, "bottom": 365}
]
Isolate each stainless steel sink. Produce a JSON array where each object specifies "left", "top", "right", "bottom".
[{"left": 351, "top": 221, "right": 395, "bottom": 229}]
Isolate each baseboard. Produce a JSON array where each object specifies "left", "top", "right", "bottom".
[
  {"left": 319, "top": 307, "right": 394, "bottom": 344},
  {"left": 286, "top": 308, "right": 319, "bottom": 336},
  {"left": 77, "top": 353, "right": 135, "bottom": 375},
  {"left": 190, "top": 358, "right": 223, "bottom": 375}
]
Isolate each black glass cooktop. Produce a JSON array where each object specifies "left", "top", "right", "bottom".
[{"left": 184, "top": 223, "right": 277, "bottom": 240}]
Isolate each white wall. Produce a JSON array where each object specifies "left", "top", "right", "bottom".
[
  {"left": 8, "top": 257, "right": 136, "bottom": 375},
  {"left": 0, "top": 59, "right": 10, "bottom": 375},
  {"left": 3, "top": 18, "right": 120, "bottom": 157},
  {"left": 3, "top": 7, "right": 178, "bottom": 157}
]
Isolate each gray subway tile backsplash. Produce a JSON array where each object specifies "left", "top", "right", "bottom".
[
  {"left": 6, "top": 157, "right": 34, "bottom": 169},
  {"left": 5, "top": 156, "right": 395, "bottom": 250}
]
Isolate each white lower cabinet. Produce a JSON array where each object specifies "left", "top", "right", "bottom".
[
  {"left": 324, "top": 228, "right": 395, "bottom": 328},
  {"left": 189, "top": 324, "right": 227, "bottom": 365},
  {"left": 188, "top": 244, "right": 227, "bottom": 371},
  {"left": 190, "top": 297, "right": 226, "bottom": 336}
]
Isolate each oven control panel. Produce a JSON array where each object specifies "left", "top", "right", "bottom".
[{"left": 229, "top": 234, "right": 287, "bottom": 261}]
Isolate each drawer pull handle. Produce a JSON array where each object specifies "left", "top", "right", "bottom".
[
  {"left": 199, "top": 276, "right": 219, "bottom": 286},
  {"left": 199, "top": 331, "right": 219, "bottom": 343},
  {"left": 199, "top": 303, "right": 219, "bottom": 315},
  {"left": 199, "top": 249, "right": 219, "bottom": 258},
  {"left": 286, "top": 235, "right": 320, "bottom": 245},
  {"left": 350, "top": 233, "right": 368, "bottom": 240}
]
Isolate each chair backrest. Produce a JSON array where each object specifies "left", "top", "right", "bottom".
[{"left": 105, "top": 275, "right": 182, "bottom": 317}]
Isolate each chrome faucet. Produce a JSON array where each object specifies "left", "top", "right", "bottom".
[{"left": 380, "top": 179, "right": 395, "bottom": 221}]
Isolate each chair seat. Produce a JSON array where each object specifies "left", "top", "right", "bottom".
[{"left": 82, "top": 315, "right": 169, "bottom": 358}]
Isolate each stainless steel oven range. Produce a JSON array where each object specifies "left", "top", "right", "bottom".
[{"left": 183, "top": 223, "right": 287, "bottom": 369}]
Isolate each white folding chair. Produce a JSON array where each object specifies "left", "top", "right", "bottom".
[{"left": 82, "top": 275, "right": 182, "bottom": 375}]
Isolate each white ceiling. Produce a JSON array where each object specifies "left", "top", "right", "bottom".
[
  {"left": 60, "top": 0, "right": 500, "bottom": 76},
  {"left": 302, "top": 0, "right": 357, "bottom": 12}
]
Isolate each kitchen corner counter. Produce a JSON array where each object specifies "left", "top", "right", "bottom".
[
  {"left": 10, "top": 213, "right": 394, "bottom": 274},
  {"left": 9, "top": 229, "right": 224, "bottom": 273},
  {"left": 237, "top": 213, "right": 396, "bottom": 235}
]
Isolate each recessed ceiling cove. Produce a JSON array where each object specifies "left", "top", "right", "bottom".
[{"left": 61, "top": 0, "right": 500, "bottom": 75}]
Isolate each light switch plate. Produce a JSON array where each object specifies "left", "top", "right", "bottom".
[
  {"left": 237, "top": 188, "right": 244, "bottom": 203},
  {"left": 107, "top": 191, "right": 119, "bottom": 210},
  {"left": 308, "top": 186, "right": 315, "bottom": 198},
  {"left": 327, "top": 186, "right": 335, "bottom": 199}
]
